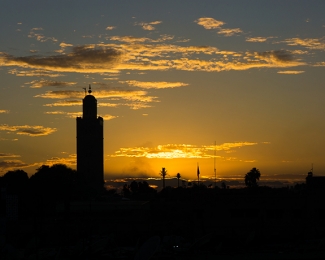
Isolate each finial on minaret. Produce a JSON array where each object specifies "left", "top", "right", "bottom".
[{"left": 88, "top": 84, "right": 92, "bottom": 94}]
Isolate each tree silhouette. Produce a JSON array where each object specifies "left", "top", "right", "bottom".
[
  {"left": 0, "top": 169, "right": 29, "bottom": 193},
  {"left": 176, "top": 173, "right": 181, "bottom": 188},
  {"left": 122, "top": 184, "right": 131, "bottom": 197},
  {"left": 245, "top": 167, "right": 261, "bottom": 188},
  {"left": 130, "top": 180, "right": 139, "bottom": 194},
  {"left": 30, "top": 164, "right": 77, "bottom": 203},
  {"left": 160, "top": 168, "right": 167, "bottom": 189}
]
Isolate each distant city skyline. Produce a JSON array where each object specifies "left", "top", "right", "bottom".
[{"left": 1, "top": 1, "right": 325, "bottom": 183}]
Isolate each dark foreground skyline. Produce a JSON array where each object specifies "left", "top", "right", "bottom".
[{"left": 1, "top": 163, "right": 325, "bottom": 258}]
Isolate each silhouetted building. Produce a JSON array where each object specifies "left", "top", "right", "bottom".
[{"left": 76, "top": 86, "right": 104, "bottom": 190}]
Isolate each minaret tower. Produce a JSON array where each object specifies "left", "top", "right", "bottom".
[{"left": 76, "top": 85, "right": 104, "bottom": 190}]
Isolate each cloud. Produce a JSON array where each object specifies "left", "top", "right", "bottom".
[
  {"left": 45, "top": 111, "right": 82, "bottom": 118},
  {"left": 0, "top": 110, "right": 9, "bottom": 114},
  {"left": 246, "top": 37, "right": 270, "bottom": 42},
  {"left": 195, "top": 17, "right": 225, "bottom": 29},
  {"left": 0, "top": 138, "right": 18, "bottom": 141},
  {"left": 0, "top": 153, "right": 20, "bottom": 158},
  {"left": 44, "top": 100, "right": 81, "bottom": 107},
  {"left": 55, "top": 42, "right": 74, "bottom": 53},
  {"left": 35, "top": 90, "right": 84, "bottom": 99},
  {"left": 314, "top": 62, "right": 325, "bottom": 66},
  {"left": 123, "top": 102, "right": 153, "bottom": 110},
  {"left": 25, "top": 80, "right": 77, "bottom": 88},
  {"left": 59, "top": 42, "right": 73, "bottom": 48},
  {"left": 45, "top": 110, "right": 117, "bottom": 120},
  {"left": 98, "top": 103, "right": 119, "bottom": 107},
  {"left": 277, "top": 70, "right": 305, "bottom": 74},
  {"left": 0, "top": 124, "right": 57, "bottom": 136},
  {"left": 42, "top": 154, "right": 76, "bottom": 167},
  {"left": 1, "top": 43, "right": 305, "bottom": 76},
  {"left": 28, "top": 27, "right": 57, "bottom": 43},
  {"left": 136, "top": 21, "right": 162, "bottom": 31},
  {"left": 110, "top": 35, "right": 151, "bottom": 43},
  {"left": 284, "top": 37, "right": 325, "bottom": 50},
  {"left": 106, "top": 26, "right": 116, "bottom": 30},
  {"left": 35, "top": 89, "right": 156, "bottom": 101},
  {"left": 250, "top": 50, "right": 304, "bottom": 68},
  {"left": 8, "top": 69, "right": 64, "bottom": 77},
  {"left": 119, "top": 80, "right": 189, "bottom": 89},
  {"left": 100, "top": 114, "right": 118, "bottom": 120},
  {"left": 0, "top": 160, "right": 31, "bottom": 172},
  {"left": 0, "top": 46, "right": 122, "bottom": 73},
  {"left": 109, "top": 34, "right": 174, "bottom": 43},
  {"left": 218, "top": 28, "right": 242, "bottom": 36},
  {"left": 111, "top": 142, "right": 258, "bottom": 159},
  {"left": 37, "top": 89, "right": 158, "bottom": 109}
]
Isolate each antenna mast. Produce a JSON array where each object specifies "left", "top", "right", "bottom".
[{"left": 214, "top": 141, "right": 216, "bottom": 188}]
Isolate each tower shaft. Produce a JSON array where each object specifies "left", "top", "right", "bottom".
[{"left": 76, "top": 88, "right": 104, "bottom": 191}]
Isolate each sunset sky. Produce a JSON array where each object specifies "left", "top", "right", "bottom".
[{"left": 1, "top": 1, "right": 325, "bottom": 185}]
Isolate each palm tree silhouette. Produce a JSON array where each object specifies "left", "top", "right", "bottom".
[
  {"left": 176, "top": 173, "right": 181, "bottom": 188},
  {"left": 245, "top": 167, "right": 261, "bottom": 188},
  {"left": 160, "top": 168, "right": 167, "bottom": 189}
]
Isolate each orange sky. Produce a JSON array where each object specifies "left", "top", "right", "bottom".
[{"left": 1, "top": 1, "right": 325, "bottom": 185}]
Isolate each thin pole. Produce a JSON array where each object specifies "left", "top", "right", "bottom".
[
  {"left": 214, "top": 141, "right": 216, "bottom": 188},
  {"left": 197, "top": 162, "right": 200, "bottom": 186}
]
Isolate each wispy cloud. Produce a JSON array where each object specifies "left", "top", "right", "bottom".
[
  {"left": 0, "top": 124, "right": 57, "bottom": 136},
  {"left": 246, "top": 36, "right": 273, "bottom": 42},
  {"left": 111, "top": 142, "right": 258, "bottom": 159},
  {"left": 0, "top": 160, "right": 31, "bottom": 172},
  {"left": 44, "top": 111, "right": 82, "bottom": 118},
  {"left": 1, "top": 42, "right": 305, "bottom": 76},
  {"left": 44, "top": 111, "right": 117, "bottom": 120},
  {"left": 135, "top": 21, "right": 162, "bottom": 31},
  {"left": 195, "top": 17, "right": 225, "bottom": 29},
  {"left": 0, "top": 46, "right": 122, "bottom": 73},
  {"left": 110, "top": 35, "right": 151, "bottom": 43},
  {"left": 109, "top": 34, "right": 174, "bottom": 43},
  {"left": 314, "top": 62, "right": 325, "bottom": 66},
  {"left": 195, "top": 17, "right": 242, "bottom": 37},
  {"left": 43, "top": 100, "right": 81, "bottom": 107},
  {"left": 218, "top": 28, "right": 242, "bottom": 36},
  {"left": 42, "top": 154, "right": 76, "bottom": 167},
  {"left": 60, "top": 42, "right": 73, "bottom": 48},
  {"left": 106, "top": 26, "right": 116, "bottom": 30},
  {"left": 119, "top": 80, "right": 189, "bottom": 89},
  {"left": 0, "top": 138, "right": 18, "bottom": 141},
  {"left": 100, "top": 114, "right": 118, "bottom": 120},
  {"left": 277, "top": 70, "right": 305, "bottom": 74},
  {"left": 25, "top": 80, "right": 77, "bottom": 88},
  {"left": 284, "top": 37, "right": 325, "bottom": 50},
  {"left": 55, "top": 42, "right": 74, "bottom": 53},
  {"left": 28, "top": 27, "right": 57, "bottom": 43},
  {"left": 35, "top": 89, "right": 156, "bottom": 101},
  {"left": 0, "top": 110, "right": 9, "bottom": 114},
  {"left": 36, "top": 89, "right": 158, "bottom": 109},
  {"left": 0, "top": 153, "right": 20, "bottom": 158},
  {"left": 8, "top": 69, "right": 64, "bottom": 77}
]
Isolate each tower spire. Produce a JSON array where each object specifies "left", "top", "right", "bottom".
[{"left": 88, "top": 84, "right": 92, "bottom": 94}]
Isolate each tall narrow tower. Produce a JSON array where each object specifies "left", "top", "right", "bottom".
[{"left": 76, "top": 85, "right": 104, "bottom": 190}]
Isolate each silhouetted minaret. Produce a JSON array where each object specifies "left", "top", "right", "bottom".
[{"left": 76, "top": 85, "right": 104, "bottom": 191}]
